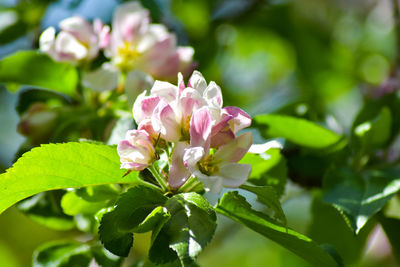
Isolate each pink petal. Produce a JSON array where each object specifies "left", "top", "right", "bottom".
[
  {"left": 132, "top": 93, "right": 160, "bottom": 123},
  {"left": 214, "top": 132, "right": 252, "bottom": 163},
  {"left": 168, "top": 142, "right": 191, "bottom": 189},
  {"left": 190, "top": 107, "right": 212, "bottom": 150},
  {"left": 210, "top": 129, "right": 235, "bottom": 148},
  {"left": 223, "top": 106, "right": 252, "bottom": 133},
  {"left": 152, "top": 100, "right": 180, "bottom": 142}
]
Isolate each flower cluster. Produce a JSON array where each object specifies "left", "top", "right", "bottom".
[
  {"left": 39, "top": 2, "right": 194, "bottom": 91},
  {"left": 118, "top": 71, "right": 252, "bottom": 193}
]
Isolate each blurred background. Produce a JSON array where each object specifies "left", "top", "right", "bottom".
[{"left": 0, "top": 0, "right": 398, "bottom": 266}]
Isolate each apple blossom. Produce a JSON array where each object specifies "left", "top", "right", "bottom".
[
  {"left": 83, "top": 2, "right": 194, "bottom": 92},
  {"left": 39, "top": 16, "right": 109, "bottom": 64},
  {"left": 182, "top": 107, "right": 252, "bottom": 192},
  {"left": 117, "top": 129, "right": 155, "bottom": 171},
  {"left": 132, "top": 71, "right": 251, "bottom": 145},
  {"left": 118, "top": 70, "right": 253, "bottom": 193}
]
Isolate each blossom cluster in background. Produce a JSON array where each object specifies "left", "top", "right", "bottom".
[
  {"left": 39, "top": 2, "right": 194, "bottom": 92},
  {"left": 118, "top": 71, "right": 252, "bottom": 193}
]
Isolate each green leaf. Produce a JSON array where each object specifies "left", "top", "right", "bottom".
[
  {"left": 354, "top": 107, "right": 391, "bottom": 149},
  {"left": 240, "top": 184, "right": 287, "bottom": 225},
  {"left": 98, "top": 211, "right": 133, "bottom": 257},
  {"left": 253, "top": 114, "right": 344, "bottom": 149},
  {"left": 309, "top": 192, "right": 375, "bottom": 265},
  {"left": 61, "top": 191, "right": 109, "bottom": 216},
  {"left": 99, "top": 185, "right": 168, "bottom": 257},
  {"left": 149, "top": 193, "right": 217, "bottom": 266},
  {"left": 378, "top": 215, "right": 400, "bottom": 264},
  {"left": 134, "top": 206, "right": 171, "bottom": 233},
  {"left": 322, "top": 167, "right": 400, "bottom": 234},
  {"left": 0, "top": 51, "right": 78, "bottom": 95},
  {"left": 33, "top": 241, "right": 92, "bottom": 267},
  {"left": 75, "top": 185, "right": 120, "bottom": 202},
  {"left": 91, "top": 245, "right": 123, "bottom": 267},
  {"left": 215, "top": 191, "right": 342, "bottom": 267},
  {"left": 0, "top": 142, "right": 139, "bottom": 214},
  {"left": 17, "top": 191, "right": 74, "bottom": 230},
  {"left": 239, "top": 149, "right": 287, "bottom": 196}
]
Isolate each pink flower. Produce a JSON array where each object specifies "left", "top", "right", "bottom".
[
  {"left": 183, "top": 108, "right": 252, "bottom": 192},
  {"left": 117, "top": 129, "right": 155, "bottom": 171},
  {"left": 39, "top": 16, "right": 108, "bottom": 64},
  {"left": 107, "top": 2, "right": 194, "bottom": 79},
  {"left": 132, "top": 71, "right": 232, "bottom": 143},
  {"left": 183, "top": 107, "right": 253, "bottom": 192},
  {"left": 83, "top": 2, "right": 194, "bottom": 92}
]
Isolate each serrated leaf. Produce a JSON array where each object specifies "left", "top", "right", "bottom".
[
  {"left": 253, "top": 114, "right": 344, "bottom": 149},
  {"left": 240, "top": 184, "right": 286, "bottom": 225},
  {"left": 0, "top": 142, "right": 139, "bottom": 214},
  {"left": 99, "top": 211, "right": 133, "bottom": 257},
  {"left": 149, "top": 193, "right": 217, "bottom": 266},
  {"left": 323, "top": 167, "right": 400, "bottom": 234},
  {"left": 0, "top": 51, "right": 78, "bottom": 95},
  {"left": 216, "top": 191, "right": 342, "bottom": 267},
  {"left": 99, "top": 185, "right": 168, "bottom": 257},
  {"left": 33, "top": 241, "right": 92, "bottom": 267},
  {"left": 239, "top": 149, "right": 287, "bottom": 196}
]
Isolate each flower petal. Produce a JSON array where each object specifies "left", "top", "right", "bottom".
[
  {"left": 203, "top": 81, "right": 223, "bottom": 108},
  {"left": 55, "top": 31, "right": 88, "bottom": 61},
  {"left": 132, "top": 93, "right": 160, "bottom": 124},
  {"left": 150, "top": 80, "right": 178, "bottom": 103},
  {"left": 218, "top": 162, "right": 251, "bottom": 188},
  {"left": 183, "top": 146, "right": 205, "bottom": 172},
  {"left": 169, "top": 142, "right": 191, "bottom": 189},
  {"left": 214, "top": 132, "right": 252, "bottom": 163},
  {"left": 223, "top": 106, "right": 252, "bottom": 133},
  {"left": 190, "top": 107, "right": 212, "bottom": 149},
  {"left": 152, "top": 99, "right": 180, "bottom": 142},
  {"left": 82, "top": 63, "right": 119, "bottom": 92},
  {"left": 188, "top": 70, "right": 207, "bottom": 94}
]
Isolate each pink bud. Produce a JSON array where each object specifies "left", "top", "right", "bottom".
[{"left": 117, "top": 129, "right": 155, "bottom": 171}]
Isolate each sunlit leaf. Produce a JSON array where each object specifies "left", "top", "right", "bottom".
[
  {"left": 0, "top": 142, "right": 139, "bottom": 214},
  {"left": 323, "top": 167, "right": 400, "bottom": 234},
  {"left": 0, "top": 51, "right": 78, "bottom": 95},
  {"left": 253, "top": 114, "right": 345, "bottom": 149}
]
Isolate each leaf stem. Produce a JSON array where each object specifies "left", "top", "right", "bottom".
[
  {"left": 177, "top": 177, "right": 202, "bottom": 193},
  {"left": 148, "top": 165, "right": 169, "bottom": 192}
]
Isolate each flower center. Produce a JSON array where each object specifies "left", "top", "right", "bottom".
[
  {"left": 198, "top": 154, "right": 219, "bottom": 176},
  {"left": 116, "top": 42, "right": 140, "bottom": 71}
]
